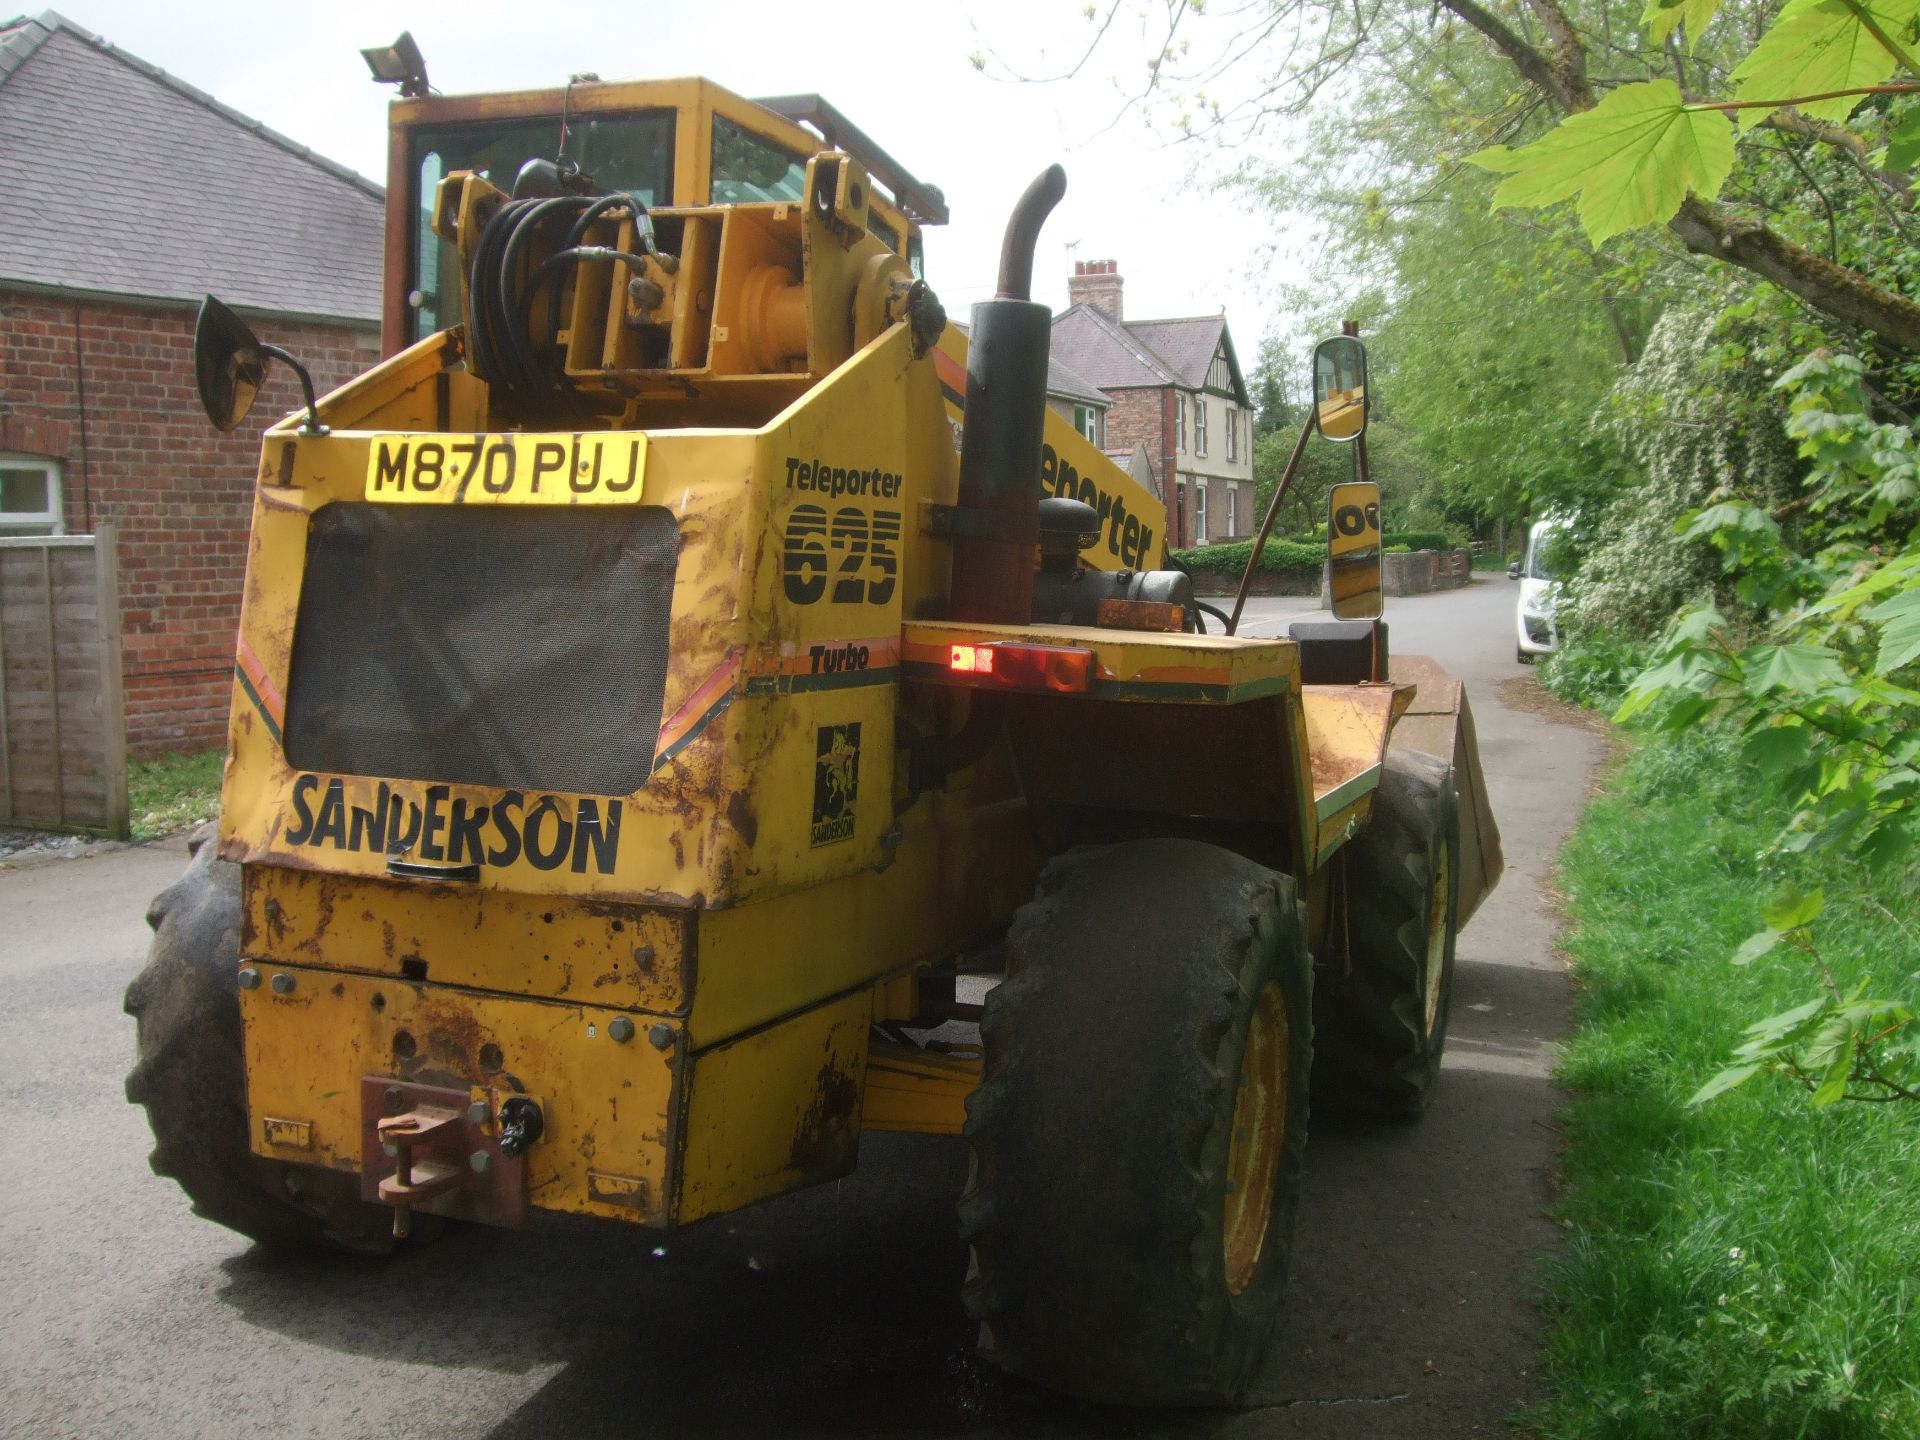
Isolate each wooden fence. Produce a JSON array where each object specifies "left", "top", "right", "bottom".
[{"left": 0, "top": 524, "right": 129, "bottom": 837}]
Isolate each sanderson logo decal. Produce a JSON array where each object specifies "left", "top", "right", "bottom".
[
  {"left": 282, "top": 775, "right": 622, "bottom": 876},
  {"left": 810, "top": 725, "right": 859, "bottom": 848}
]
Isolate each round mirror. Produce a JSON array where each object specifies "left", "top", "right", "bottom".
[
  {"left": 193, "top": 295, "right": 267, "bottom": 432},
  {"left": 1312, "top": 335, "right": 1368, "bottom": 443}
]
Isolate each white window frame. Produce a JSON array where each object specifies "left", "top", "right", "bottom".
[
  {"left": 1176, "top": 394, "right": 1186, "bottom": 453},
  {"left": 1195, "top": 398, "right": 1208, "bottom": 457},
  {"left": 1225, "top": 482, "right": 1239, "bottom": 538},
  {"left": 1193, "top": 479, "right": 1208, "bottom": 545},
  {"left": 1226, "top": 406, "right": 1238, "bottom": 462},
  {"left": 1175, "top": 480, "right": 1186, "bottom": 547},
  {"left": 0, "top": 453, "right": 64, "bottom": 535},
  {"left": 1073, "top": 403, "right": 1099, "bottom": 445}
]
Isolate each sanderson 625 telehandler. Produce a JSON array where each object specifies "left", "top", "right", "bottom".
[{"left": 125, "top": 62, "right": 1501, "bottom": 1406}]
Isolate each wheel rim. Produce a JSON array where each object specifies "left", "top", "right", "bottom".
[
  {"left": 1423, "top": 842, "right": 1452, "bottom": 1033},
  {"left": 1222, "top": 980, "right": 1289, "bottom": 1296}
]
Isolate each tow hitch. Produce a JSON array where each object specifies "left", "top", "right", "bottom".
[{"left": 360, "top": 1078, "right": 541, "bottom": 1235}]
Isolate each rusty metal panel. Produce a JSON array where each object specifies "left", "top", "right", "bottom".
[
  {"left": 676, "top": 988, "right": 871, "bottom": 1223},
  {"left": 241, "top": 864, "right": 690, "bottom": 1012},
  {"left": 241, "top": 966, "right": 678, "bottom": 1226},
  {"left": 1388, "top": 655, "right": 1505, "bottom": 927}
]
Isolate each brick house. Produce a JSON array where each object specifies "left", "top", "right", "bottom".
[
  {"left": 1051, "top": 260, "right": 1252, "bottom": 550},
  {"left": 0, "top": 10, "right": 384, "bottom": 757}
]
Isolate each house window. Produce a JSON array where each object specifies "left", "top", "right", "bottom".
[
  {"left": 0, "top": 455, "right": 62, "bottom": 535},
  {"left": 1225, "top": 482, "right": 1239, "bottom": 538},
  {"left": 1226, "top": 406, "right": 1238, "bottom": 462},
  {"left": 1176, "top": 395, "right": 1186, "bottom": 453},
  {"left": 1073, "top": 404, "right": 1100, "bottom": 445},
  {"left": 1195, "top": 398, "right": 1208, "bottom": 457},
  {"left": 1193, "top": 480, "right": 1208, "bottom": 545},
  {"left": 1175, "top": 480, "right": 1186, "bottom": 547}
]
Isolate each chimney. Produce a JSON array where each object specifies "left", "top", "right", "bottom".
[{"left": 1068, "top": 258, "right": 1123, "bottom": 320}]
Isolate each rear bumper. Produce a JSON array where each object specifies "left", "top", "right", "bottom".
[{"left": 240, "top": 963, "right": 871, "bottom": 1229}]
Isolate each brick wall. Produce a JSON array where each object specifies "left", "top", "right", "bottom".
[
  {"left": 1102, "top": 386, "right": 1184, "bottom": 545},
  {"left": 1, "top": 291, "right": 378, "bottom": 757}
]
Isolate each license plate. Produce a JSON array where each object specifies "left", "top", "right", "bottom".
[{"left": 365, "top": 433, "right": 647, "bottom": 504}]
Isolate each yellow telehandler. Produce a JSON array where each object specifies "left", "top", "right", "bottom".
[{"left": 125, "top": 59, "right": 1501, "bottom": 1406}]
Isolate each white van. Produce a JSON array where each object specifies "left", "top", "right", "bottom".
[{"left": 1510, "top": 520, "right": 1564, "bottom": 663}]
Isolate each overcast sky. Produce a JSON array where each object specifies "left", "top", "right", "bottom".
[{"left": 42, "top": 0, "right": 1310, "bottom": 368}]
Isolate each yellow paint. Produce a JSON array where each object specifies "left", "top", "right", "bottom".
[
  {"left": 677, "top": 989, "right": 872, "bottom": 1222},
  {"left": 241, "top": 965, "right": 678, "bottom": 1224},
  {"left": 861, "top": 1040, "right": 981, "bottom": 1135}
]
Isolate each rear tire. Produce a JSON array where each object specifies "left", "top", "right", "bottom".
[
  {"left": 124, "top": 825, "right": 396, "bottom": 1253},
  {"left": 961, "top": 839, "right": 1312, "bottom": 1406},
  {"left": 1312, "top": 751, "right": 1461, "bottom": 1118}
]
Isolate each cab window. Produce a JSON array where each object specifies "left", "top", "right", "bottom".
[
  {"left": 710, "top": 114, "right": 805, "bottom": 203},
  {"left": 408, "top": 113, "right": 675, "bottom": 340}
]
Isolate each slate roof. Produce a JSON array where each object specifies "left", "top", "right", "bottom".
[
  {"left": 1046, "top": 354, "right": 1108, "bottom": 408},
  {"left": 953, "top": 318, "right": 1109, "bottom": 408},
  {"left": 1051, "top": 303, "right": 1177, "bottom": 390},
  {"left": 0, "top": 11, "right": 384, "bottom": 323},
  {"left": 1051, "top": 302, "right": 1251, "bottom": 406}
]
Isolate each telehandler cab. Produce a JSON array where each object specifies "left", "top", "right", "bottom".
[{"left": 126, "top": 62, "right": 1502, "bottom": 1406}]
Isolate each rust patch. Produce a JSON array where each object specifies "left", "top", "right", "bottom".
[
  {"left": 263, "top": 895, "right": 289, "bottom": 942},
  {"left": 416, "top": 997, "right": 492, "bottom": 1079},
  {"left": 725, "top": 791, "right": 759, "bottom": 847},
  {"left": 788, "top": 1060, "right": 861, "bottom": 1175}
]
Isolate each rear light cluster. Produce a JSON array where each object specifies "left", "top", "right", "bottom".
[{"left": 947, "top": 642, "right": 1094, "bottom": 693}]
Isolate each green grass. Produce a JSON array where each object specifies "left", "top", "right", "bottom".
[
  {"left": 127, "top": 748, "right": 223, "bottom": 842},
  {"left": 1531, "top": 729, "right": 1920, "bottom": 1438}
]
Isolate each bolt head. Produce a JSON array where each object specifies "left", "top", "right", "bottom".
[
  {"left": 469, "top": 1150, "right": 491, "bottom": 1174},
  {"left": 237, "top": 967, "right": 261, "bottom": 990},
  {"left": 270, "top": 972, "right": 295, "bottom": 995},
  {"left": 607, "top": 1016, "right": 636, "bottom": 1044},
  {"left": 468, "top": 1101, "right": 490, "bottom": 1125},
  {"left": 648, "top": 1023, "right": 675, "bottom": 1052}
]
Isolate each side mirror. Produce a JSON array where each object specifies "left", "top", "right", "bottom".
[
  {"left": 1327, "top": 480, "right": 1383, "bottom": 620},
  {"left": 1312, "top": 335, "right": 1368, "bottom": 442},
  {"left": 1507, "top": 560, "right": 1522, "bottom": 580},
  {"left": 192, "top": 295, "right": 327, "bottom": 436},
  {"left": 194, "top": 296, "right": 267, "bottom": 431}
]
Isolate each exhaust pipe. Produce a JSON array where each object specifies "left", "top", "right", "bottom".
[{"left": 949, "top": 164, "right": 1067, "bottom": 623}]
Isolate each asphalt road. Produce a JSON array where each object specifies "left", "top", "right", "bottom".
[{"left": 0, "top": 577, "right": 1602, "bottom": 1439}]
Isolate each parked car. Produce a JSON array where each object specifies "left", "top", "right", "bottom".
[{"left": 1509, "top": 520, "right": 1564, "bottom": 663}]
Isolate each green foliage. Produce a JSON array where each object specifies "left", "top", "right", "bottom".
[
  {"left": 1468, "top": 0, "right": 1920, "bottom": 245},
  {"left": 1608, "top": 352, "right": 1920, "bottom": 1114},
  {"left": 127, "top": 749, "right": 222, "bottom": 843},
  {"left": 1170, "top": 537, "right": 1323, "bottom": 577},
  {"left": 1561, "top": 303, "right": 1804, "bottom": 645},
  {"left": 1729, "top": 0, "right": 1920, "bottom": 129},
  {"left": 1535, "top": 730, "right": 1920, "bottom": 1434},
  {"left": 1541, "top": 633, "right": 1652, "bottom": 711},
  {"left": 1471, "top": 81, "right": 1736, "bottom": 243},
  {"left": 1617, "top": 351, "right": 1920, "bottom": 867}
]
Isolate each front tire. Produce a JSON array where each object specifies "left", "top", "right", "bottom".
[
  {"left": 124, "top": 826, "right": 395, "bottom": 1253},
  {"left": 961, "top": 839, "right": 1312, "bottom": 1406},
  {"left": 1312, "top": 750, "right": 1462, "bottom": 1117}
]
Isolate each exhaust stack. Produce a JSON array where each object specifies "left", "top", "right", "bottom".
[{"left": 949, "top": 164, "right": 1067, "bottom": 623}]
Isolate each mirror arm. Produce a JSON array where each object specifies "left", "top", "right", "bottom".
[
  {"left": 258, "top": 344, "right": 328, "bottom": 436},
  {"left": 1225, "top": 413, "right": 1315, "bottom": 637}
]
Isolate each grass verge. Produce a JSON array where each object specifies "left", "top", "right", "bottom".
[
  {"left": 127, "top": 748, "right": 222, "bottom": 842},
  {"left": 1530, "top": 726, "right": 1920, "bottom": 1437}
]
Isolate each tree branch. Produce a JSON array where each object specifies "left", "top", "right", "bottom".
[
  {"left": 1435, "top": 0, "right": 1583, "bottom": 110},
  {"left": 1669, "top": 198, "right": 1920, "bottom": 353}
]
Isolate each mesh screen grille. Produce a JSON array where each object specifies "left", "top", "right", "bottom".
[{"left": 284, "top": 503, "right": 679, "bottom": 796}]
